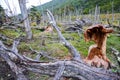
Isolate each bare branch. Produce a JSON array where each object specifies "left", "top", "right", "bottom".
[
  {"left": 0, "top": 40, "right": 44, "bottom": 63},
  {"left": 47, "top": 9, "right": 81, "bottom": 61},
  {"left": 54, "top": 61, "right": 65, "bottom": 80},
  {"left": 29, "top": 46, "right": 58, "bottom": 61},
  {"left": 25, "top": 60, "right": 120, "bottom": 80},
  {"left": 111, "top": 47, "right": 120, "bottom": 64},
  {"left": 0, "top": 51, "right": 28, "bottom": 80}
]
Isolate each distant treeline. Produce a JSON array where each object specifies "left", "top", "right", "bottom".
[{"left": 37, "top": 0, "right": 120, "bottom": 14}]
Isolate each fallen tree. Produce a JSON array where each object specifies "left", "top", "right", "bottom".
[
  {"left": 111, "top": 47, "right": 120, "bottom": 66},
  {"left": 0, "top": 40, "right": 119, "bottom": 80},
  {"left": 0, "top": 10, "right": 120, "bottom": 80}
]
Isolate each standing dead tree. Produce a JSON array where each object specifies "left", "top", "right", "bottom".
[
  {"left": 94, "top": 5, "right": 100, "bottom": 24},
  {"left": 18, "top": 0, "right": 32, "bottom": 39},
  {"left": 0, "top": 10, "right": 120, "bottom": 80}
]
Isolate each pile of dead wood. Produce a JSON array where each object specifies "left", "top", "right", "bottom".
[{"left": 65, "top": 18, "right": 92, "bottom": 32}]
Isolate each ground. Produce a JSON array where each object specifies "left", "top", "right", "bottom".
[{"left": 0, "top": 23, "right": 120, "bottom": 79}]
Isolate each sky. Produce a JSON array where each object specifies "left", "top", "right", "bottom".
[{"left": 0, "top": 0, "right": 51, "bottom": 16}]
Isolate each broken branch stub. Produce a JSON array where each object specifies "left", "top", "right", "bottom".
[
  {"left": 46, "top": 9, "right": 81, "bottom": 61},
  {"left": 53, "top": 61, "right": 65, "bottom": 80}
]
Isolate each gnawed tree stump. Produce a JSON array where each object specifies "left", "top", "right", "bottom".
[{"left": 84, "top": 24, "right": 113, "bottom": 69}]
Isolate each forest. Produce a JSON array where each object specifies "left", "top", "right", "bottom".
[
  {"left": 39, "top": 0, "right": 120, "bottom": 14},
  {"left": 0, "top": 0, "right": 120, "bottom": 80}
]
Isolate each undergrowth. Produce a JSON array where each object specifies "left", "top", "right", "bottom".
[{"left": 0, "top": 25, "right": 120, "bottom": 80}]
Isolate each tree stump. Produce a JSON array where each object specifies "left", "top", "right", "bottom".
[{"left": 84, "top": 24, "right": 113, "bottom": 69}]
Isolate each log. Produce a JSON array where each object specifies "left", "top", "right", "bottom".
[
  {"left": 53, "top": 60, "right": 65, "bottom": 80},
  {"left": 25, "top": 60, "right": 120, "bottom": 80},
  {"left": 0, "top": 51, "right": 28, "bottom": 80},
  {"left": 29, "top": 46, "right": 57, "bottom": 61},
  {"left": 0, "top": 40, "right": 120, "bottom": 80}
]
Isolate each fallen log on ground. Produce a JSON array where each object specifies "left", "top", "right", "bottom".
[{"left": 0, "top": 42, "right": 119, "bottom": 80}]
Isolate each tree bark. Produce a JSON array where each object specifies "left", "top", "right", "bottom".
[
  {"left": 0, "top": 43, "right": 119, "bottom": 80},
  {"left": 18, "top": 0, "right": 32, "bottom": 39}
]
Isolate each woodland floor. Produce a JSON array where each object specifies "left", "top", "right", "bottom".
[{"left": 0, "top": 22, "right": 120, "bottom": 80}]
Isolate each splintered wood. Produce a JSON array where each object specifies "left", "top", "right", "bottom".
[{"left": 84, "top": 24, "right": 113, "bottom": 69}]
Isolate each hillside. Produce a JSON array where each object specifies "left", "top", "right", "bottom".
[{"left": 37, "top": 0, "right": 120, "bottom": 14}]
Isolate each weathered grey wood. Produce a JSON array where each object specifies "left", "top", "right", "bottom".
[
  {"left": 18, "top": 0, "right": 32, "bottom": 39},
  {"left": 0, "top": 51, "right": 28, "bottom": 80},
  {"left": 94, "top": 5, "right": 100, "bottom": 24},
  {"left": 53, "top": 61, "right": 65, "bottom": 80},
  {"left": 111, "top": 47, "right": 120, "bottom": 63},
  {"left": 0, "top": 40, "right": 120, "bottom": 80},
  {"left": 29, "top": 46, "right": 57, "bottom": 61},
  {"left": 47, "top": 9, "right": 81, "bottom": 61},
  {"left": 25, "top": 60, "right": 119, "bottom": 80}
]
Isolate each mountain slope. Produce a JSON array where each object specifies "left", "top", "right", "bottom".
[{"left": 37, "top": 0, "right": 120, "bottom": 14}]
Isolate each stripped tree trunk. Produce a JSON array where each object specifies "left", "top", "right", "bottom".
[{"left": 18, "top": 0, "right": 32, "bottom": 39}]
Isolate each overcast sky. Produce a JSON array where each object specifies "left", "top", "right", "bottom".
[{"left": 0, "top": 0, "right": 51, "bottom": 15}]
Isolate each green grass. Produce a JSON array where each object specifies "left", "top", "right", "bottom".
[
  {"left": 62, "top": 32, "right": 94, "bottom": 57},
  {"left": 106, "top": 34, "right": 120, "bottom": 66},
  {"left": 1, "top": 28, "right": 119, "bottom": 60},
  {"left": 107, "top": 34, "right": 120, "bottom": 51},
  {"left": 28, "top": 72, "right": 49, "bottom": 80},
  {"left": 0, "top": 29, "right": 20, "bottom": 38}
]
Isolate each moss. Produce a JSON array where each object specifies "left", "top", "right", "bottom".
[
  {"left": 18, "top": 42, "right": 30, "bottom": 52},
  {"left": 31, "top": 22, "right": 37, "bottom": 26},
  {"left": 28, "top": 72, "right": 49, "bottom": 80},
  {"left": 63, "top": 32, "right": 93, "bottom": 57},
  {"left": 1, "top": 27, "right": 119, "bottom": 59},
  {"left": 0, "top": 29, "right": 20, "bottom": 39},
  {"left": 70, "top": 38, "right": 94, "bottom": 57},
  {"left": 46, "top": 43, "right": 68, "bottom": 58}
]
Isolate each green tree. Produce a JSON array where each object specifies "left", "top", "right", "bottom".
[{"left": 29, "top": 6, "right": 41, "bottom": 25}]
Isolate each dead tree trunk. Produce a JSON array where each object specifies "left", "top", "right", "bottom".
[
  {"left": 0, "top": 42, "right": 119, "bottom": 80},
  {"left": 94, "top": 5, "right": 100, "bottom": 24},
  {"left": 18, "top": 0, "right": 32, "bottom": 39}
]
